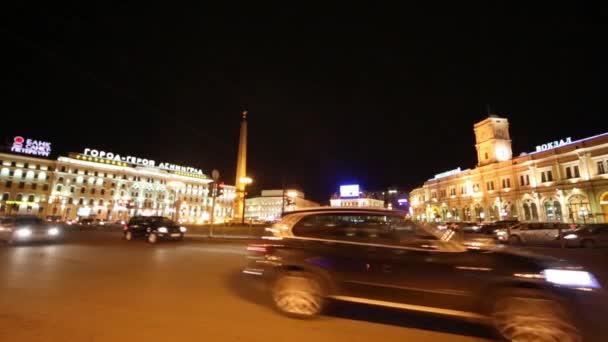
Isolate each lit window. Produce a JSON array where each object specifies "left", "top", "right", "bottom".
[{"left": 599, "top": 161, "right": 606, "bottom": 175}]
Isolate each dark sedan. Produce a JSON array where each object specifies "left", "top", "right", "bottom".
[
  {"left": 244, "top": 208, "right": 604, "bottom": 341},
  {"left": 562, "top": 224, "right": 608, "bottom": 248},
  {"left": 123, "top": 216, "right": 186, "bottom": 243},
  {"left": 0, "top": 215, "right": 63, "bottom": 244}
]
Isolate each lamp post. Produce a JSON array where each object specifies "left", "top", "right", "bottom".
[{"left": 239, "top": 177, "right": 252, "bottom": 225}]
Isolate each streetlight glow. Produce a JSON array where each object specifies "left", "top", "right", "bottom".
[{"left": 239, "top": 177, "right": 253, "bottom": 185}]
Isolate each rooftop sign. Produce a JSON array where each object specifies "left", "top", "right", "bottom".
[
  {"left": 11, "top": 136, "right": 51, "bottom": 157},
  {"left": 81, "top": 148, "right": 205, "bottom": 177},
  {"left": 434, "top": 167, "right": 462, "bottom": 179},
  {"left": 535, "top": 137, "right": 572, "bottom": 152}
]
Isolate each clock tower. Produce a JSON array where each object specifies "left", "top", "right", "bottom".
[{"left": 474, "top": 115, "right": 513, "bottom": 166}]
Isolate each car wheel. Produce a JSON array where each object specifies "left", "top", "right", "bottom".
[
  {"left": 124, "top": 231, "right": 133, "bottom": 241},
  {"left": 508, "top": 235, "right": 521, "bottom": 245},
  {"left": 272, "top": 272, "right": 324, "bottom": 318},
  {"left": 490, "top": 289, "right": 581, "bottom": 342},
  {"left": 147, "top": 233, "right": 158, "bottom": 244},
  {"left": 581, "top": 240, "right": 594, "bottom": 249}
]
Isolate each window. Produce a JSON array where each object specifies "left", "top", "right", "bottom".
[
  {"left": 61, "top": 166, "right": 66, "bottom": 172},
  {"left": 28, "top": 195, "right": 35, "bottom": 202},
  {"left": 79, "top": 198, "right": 84, "bottom": 205},
  {"left": 16, "top": 194, "right": 23, "bottom": 201},
  {"left": 485, "top": 152, "right": 489, "bottom": 160},
  {"left": 292, "top": 213, "right": 435, "bottom": 244},
  {"left": 486, "top": 181, "right": 495, "bottom": 191},
  {"left": 598, "top": 161, "right": 606, "bottom": 175},
  {"left": 89, "top": 199, "right": 94, "bottom": 205},
  {"left": 2, "top": 193, "right": 9, "bottom": 201},
  {"left": 81, "top": 187, "right": 86, "bottom": 194},
  {"left": 31, "top": 183, "right": 37, "bottom": 190},
  {"left": 70, "top": 186, "right": 75, "bottom": 193},
  {"left": 18, "top": 182, "right": 25, "bottom": 189},
  {"left": 58, "top": 177, "right": 64, "bottom": 183},
  {"left": 541, "top": 170, "right": 553, "bottom": 183},
  {"left": 449, "top": 188, "right": 456, "bottom": 196},
  {"left": 68, "top": 198, "right": 73, "bottom": 205},
  {"left": 56, "top": 185, "right": 62, "bottom": 192},
  {"left": 43, "top": 184, "right": 49, "bottom": 191},
  {"left": 431, "top": 191, "right": 437, "bottom": 199},
  {"left": 94, "top": 171, "right": 98, "bottom": 177},
  {"left": 502, "top": 178, "right": 511, "bottom": 189},
  {"left": 564, "top": 165, "right": 578, "bottom": 179},
  {"left": 101, "top": 189, "right": 105, "bottom": 195}
]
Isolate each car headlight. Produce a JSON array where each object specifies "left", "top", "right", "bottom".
[
  {"left": 563, "top": 233, "right": 578, "bottom": 240},
  {"left": 48, "top": 228, "right": 60, "bottom": 236},
  {"left": 544, "top": 269, "right": 601, "bottom": 289},
  {"left": 179, "top": 226, "right": 187, "bottom": 233},
  {"left": 158, "top": 227, "right": 168, "bottom": 233},
  {"left": 16, "top": 228, "right": 32, "bottom": 238}
]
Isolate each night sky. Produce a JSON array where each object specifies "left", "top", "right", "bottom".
[{"left": 2, "top": 3, "right": 607, "bottom": 203}]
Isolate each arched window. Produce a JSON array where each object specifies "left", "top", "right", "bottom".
[
  {"left": 531, "top": 202, "right": 539, "bottom": 221},
  {"left": 523, "top": 203, "right": 531, "bottom": 221},
  {"left": 544, "top": 199, "right": 563, "bottom": 221},
  {"left": 568, "top": 195, "right": 590, "bottom": 223}
]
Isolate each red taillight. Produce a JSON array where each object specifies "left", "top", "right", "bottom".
[{"left": 123, "top": 225, "right": 128, "bottom": 230}]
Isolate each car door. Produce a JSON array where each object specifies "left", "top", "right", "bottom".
[
  {"left": 290, "top": 213, "right": 374, "bottom": 298},
  {"left": 128, "top": 217, "right": 147, "bottom": 237},
  {"left": 367, "top": 232, "right": 489, "bottom": 314}
]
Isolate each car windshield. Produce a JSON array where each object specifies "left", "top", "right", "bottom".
[
  {"left": 274, "top": 212, "right": 467, "bottom": 252},
  {"left": 14, "top": 217, "right": 44, "bottom": 225},
  {"left": 149, "top": 217, "right": 175, "bottom": 226}
]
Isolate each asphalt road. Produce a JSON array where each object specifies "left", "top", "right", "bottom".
[{"left": 0, "top": 231, "right": 495, "bottom": 342}]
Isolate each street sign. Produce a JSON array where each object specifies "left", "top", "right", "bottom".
[{"left": 212, "top": 169, "right": 220, "bottom": 181}]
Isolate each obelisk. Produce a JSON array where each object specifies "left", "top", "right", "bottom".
[{"left": 234, "top": 110, "right": 248, "bottom": 221}]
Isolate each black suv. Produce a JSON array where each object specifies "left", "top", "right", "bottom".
[
  {"left": 244, "top": 208, "right": 604, "bottom": 341},
  {"left": 123, "top": 216, "right": 186, "bottom": 243}
]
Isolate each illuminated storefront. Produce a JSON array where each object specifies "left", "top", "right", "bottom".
[
  {"left": 410, "top": 116, "right": 608, "bottom": 224},
  {"left": 0, "top": 137, "right": 233, "bottom": 223}
]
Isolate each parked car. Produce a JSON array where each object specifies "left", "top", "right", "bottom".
[
  {"left": 244, "top": 208, "right": 603, "bottom": 341},
  {"left": 78, "top": 217, "right": 96, "bottom": 227},
  {"left": 0, "top": 215, "right": 63, "bottom": 244},
  {"left": 562, "top": 224, "right": 608, "bottom": 248},
  {"left": 496, "top": 222, "right": 578, "bottom": 245},
  {"left": 123, "top": 216, "right": 186, "bottom": 243},
  {"left": 45, "top": 215, "right": 63, "bottom": 223}
]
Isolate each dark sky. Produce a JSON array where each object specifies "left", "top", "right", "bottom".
[{"left": 2, "top": 3, "right": 607, "bottom": 203}]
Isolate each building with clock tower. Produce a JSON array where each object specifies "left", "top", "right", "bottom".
[{"left": 474, "top": 115, "right": 513, "bottom": 166}]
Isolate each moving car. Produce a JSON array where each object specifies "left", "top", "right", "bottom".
[
  {"left": 497, "top": 222, "right": 578, "bottom": 245},
  {"left": 123, "top": 216, "right": 186, "bottom": 243},
  {"left": 0, "top": 215, "right": 63, "bottom": 244},
  {"left": 562, "top": 224, "right": 608, "bottom": 248},
  {"left": 244, "top": 208, "right": 603, "bottom": 341}
]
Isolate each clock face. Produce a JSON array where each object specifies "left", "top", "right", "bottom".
[{"left": 496, "top": 147, "right": 509, "bottom": 161}]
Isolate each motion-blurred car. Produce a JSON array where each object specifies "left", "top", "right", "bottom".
[
  {"left": 497, "top": 222, "right": 578, "bottom": 245},
  {"left": 123, "top": 216, "right": 187, "bottom": 244},
  {"left": 0, "top": 215, "right": 63, "bottom": 244},
  {"left": 244, "top": 208, "right": 603, "bottom": 341},
  {"left": 562, "top": 224, "right": 608, "bottom": 248}
]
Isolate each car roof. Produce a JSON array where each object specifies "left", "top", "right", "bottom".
[{"left": 281, "top": 207, "right": 408, "bottom": 217}]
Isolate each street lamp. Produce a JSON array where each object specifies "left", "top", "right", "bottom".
[{"left": 239, "top": 177, "right": 253, "bottom": 225}]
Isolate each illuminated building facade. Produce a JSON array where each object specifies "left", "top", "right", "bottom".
[
  {"left": 245, "top": 189, "right": 320, "bottom": 222},
  {"left": 0, "top": 138, "right": 234, "bottom": 224},
  {"left": 410, "top": 116, "right": 608, "bottom": 224}
]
